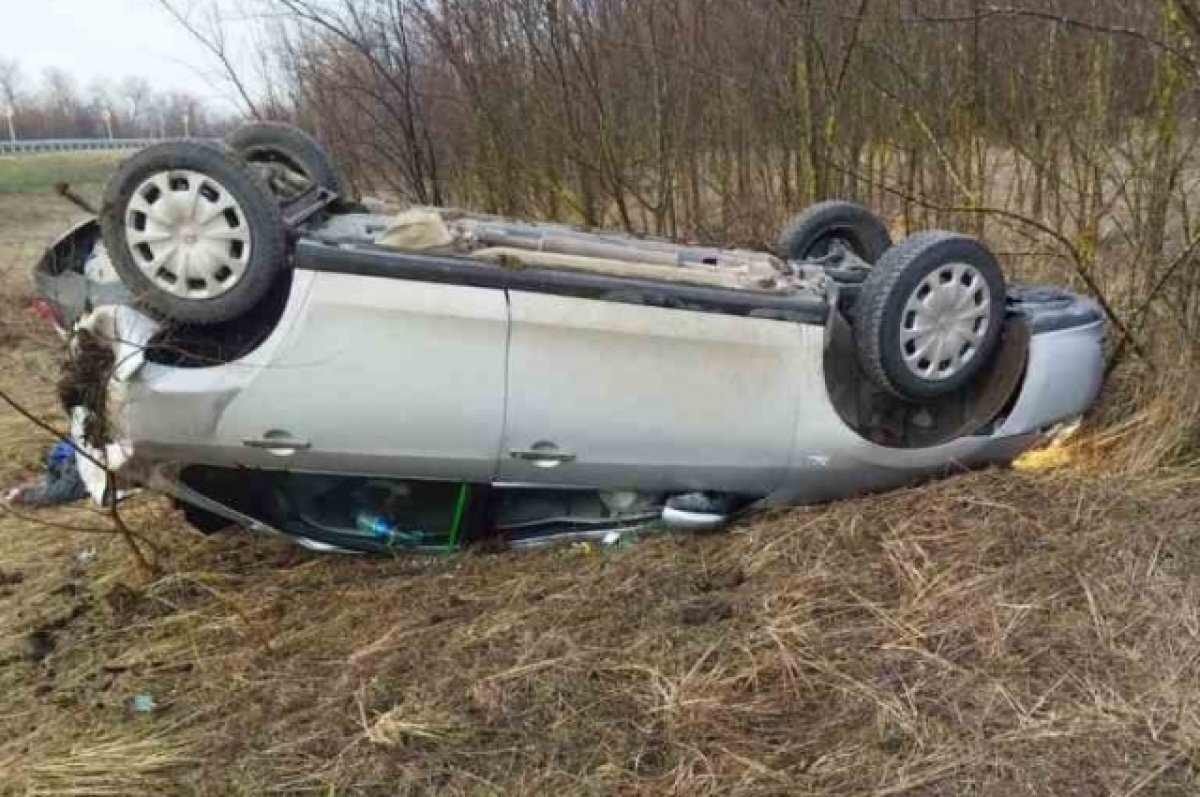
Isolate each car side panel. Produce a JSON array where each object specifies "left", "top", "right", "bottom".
[
  {"left": 215, "top": 271, "right": 509, "bottom": 480},
  {"left": 498, "top": 291, "right": 806, "bottom": 493},
  {"left": 129, "top": 271, "right": 510, "bottom": 482}
]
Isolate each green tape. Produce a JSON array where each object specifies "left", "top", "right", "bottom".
[{"left": 447, "top": 483, "right": 470, "bottom": 549}]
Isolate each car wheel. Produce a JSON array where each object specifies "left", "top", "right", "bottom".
[
  {"left": 779, "top": 200, "right": 892, "bottom": 263},
  {"left": 854, "top": 231, "right": 1006, "bottom": 402},
  {"left": 100, "top": 141, "right": 287, "bottom": 326},
  {"left": 226, "top": 122, "right": 341, "bottom": 201}
]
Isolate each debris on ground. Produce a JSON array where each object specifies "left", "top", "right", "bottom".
[{"left": 3, "top": 440, "right": 88, "bottom": 508}]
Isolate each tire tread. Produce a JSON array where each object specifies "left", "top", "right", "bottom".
[
  {"left": 226, "top": 122, "right": 341, "bottom": 196},
  {"left": 779, "top": 200, "right": 892, "bottom": 262}
]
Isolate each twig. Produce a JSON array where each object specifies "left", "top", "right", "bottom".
[
  {"left": 821, "top": 155, "right": 1150, "bottom": 366},
  {"left": 0, "top": 388, "right": 105, "bottom": 472},
  {"left": 53, "top": 182, "right": 97, "bottom": 216},
  {"left": 0, "top": 387, "right": 157, "bottom": 573},
  {"left": 156, "top": 0, "right": 261, "bottom": 118},
  {"left": 0, "top": 500, "right": 160, "bottom": 552}
]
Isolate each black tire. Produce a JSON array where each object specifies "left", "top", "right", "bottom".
[
  {"left": 779, "top": 200, "right": 892, "bottom": 263},
  {"left": 100, "top": 142, "right": 287, "bottom": 326},
  {"left": 854, "top": 231, "right": 1007, "bottom": 402},
  {"left": 226, "top": 122, "right": 341, "bottom": 200}
]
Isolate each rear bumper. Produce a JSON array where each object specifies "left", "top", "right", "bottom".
[
  {"left": 997, "top": 285, "right": 1106, "bottom": 435},
  {"left": 766, "top": 305, "right": 1104, "bottom": 507},
  {"left": 997, "top": 316, "right": 1105, "bottom": 436}
]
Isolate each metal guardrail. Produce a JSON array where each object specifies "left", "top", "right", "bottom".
[{"left": 0, "top": 138, "right": 178, "bottom": 155}]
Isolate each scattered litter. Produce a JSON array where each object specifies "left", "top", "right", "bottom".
[
  {"left": 3, "top": 441, "right": 88, "bottom": 508},
  {"left": 128, "top": 693, "right": 157, "bottom": 713},
  {"left": 1014, "top": 421, "right": 1082, "bottom": 472},
  {"left": 74, "top": 548, "right": 98, "bottom": 566},
  {"left": 600, "top": 530, "right": 640, "bottom": 554},
  {"left": 571, "top": 541, "right": 599, "bottom": 556}
]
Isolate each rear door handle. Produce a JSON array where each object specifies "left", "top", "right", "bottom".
[
  {"left": 243, "top": 430, "right": 311, "bottom": 455},
  {"left": 509, "top": 442, "right": 576, "bottom": 468},
  {"left": 510, "top": 450, "right": 576, "bottom": 462},
  {"left": 244, "top": 439, "right": 311, "bottom": 451}
]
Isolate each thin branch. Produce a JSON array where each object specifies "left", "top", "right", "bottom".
[
  {"left": 156, "top": 0, "right": 261, "bottom": 118},
  {"left": 0, "top": 379, "right": 158, "bottom": 573},
  {"left": 821, "top": 155, "right": 1149, "bottom": 366}
]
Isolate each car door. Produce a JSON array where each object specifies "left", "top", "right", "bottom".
[
  {"left": 215, "top": 271, "right": 509, "bottom": 482},
  {"left": 497, "top": 291, "right": 807, "bottom": 493}
]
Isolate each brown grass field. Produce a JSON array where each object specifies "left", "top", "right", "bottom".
[{"left": 2, "top": 154, "right": 1200, "bottom": 795}]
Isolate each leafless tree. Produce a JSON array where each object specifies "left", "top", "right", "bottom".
[
  {"left": 156, "top": 0, "right": 262, "bottom": 117},
  {"left": 0, "top": 58, "right": 21, "bottom": 108},
  {"left": 0, "top": 58, "right": 235, "bottom": 139},
  {"left": 120, "top": 76, "right": 154, "bottom": 134}
]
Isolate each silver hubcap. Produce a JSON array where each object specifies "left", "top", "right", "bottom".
[
  {"left": 124, "top": 169, "right": 252, "bottom": 299},
  {"left": 900, "top": 262, "right": 991, "bottom": 381}
]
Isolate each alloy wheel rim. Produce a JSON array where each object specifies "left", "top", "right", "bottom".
[
  {"left": 899, "top": 261, "right": 991, "bottom": 381},
  {"left": 124, "top": 169, "right": 252, "bottom": 300}
]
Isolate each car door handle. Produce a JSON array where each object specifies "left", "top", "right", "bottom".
[
  {"left": 243, "top": 433, "right": 312, "bottom": 454},
  {"left": 509, "top": 447, "right": 576, "bottom": 468}
]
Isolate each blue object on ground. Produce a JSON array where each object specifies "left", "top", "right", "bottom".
[{"left": 4, "top": 441, "right": 89, "bottom": 508}]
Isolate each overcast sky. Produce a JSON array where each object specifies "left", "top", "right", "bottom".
[{"left": 2, "top": 0, "right": 260, "bottom": 111}]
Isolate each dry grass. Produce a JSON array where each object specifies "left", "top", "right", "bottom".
[
  {"left": 4, "top": 460, "right": 1200, "bottom": 795},
  {"left": 3, "top": 154, "right": 1200, "bottom": 795}
]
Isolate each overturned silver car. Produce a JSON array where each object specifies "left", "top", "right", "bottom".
[{"left": 33, "top": 125, "right": 1105, "bottom": 553}]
